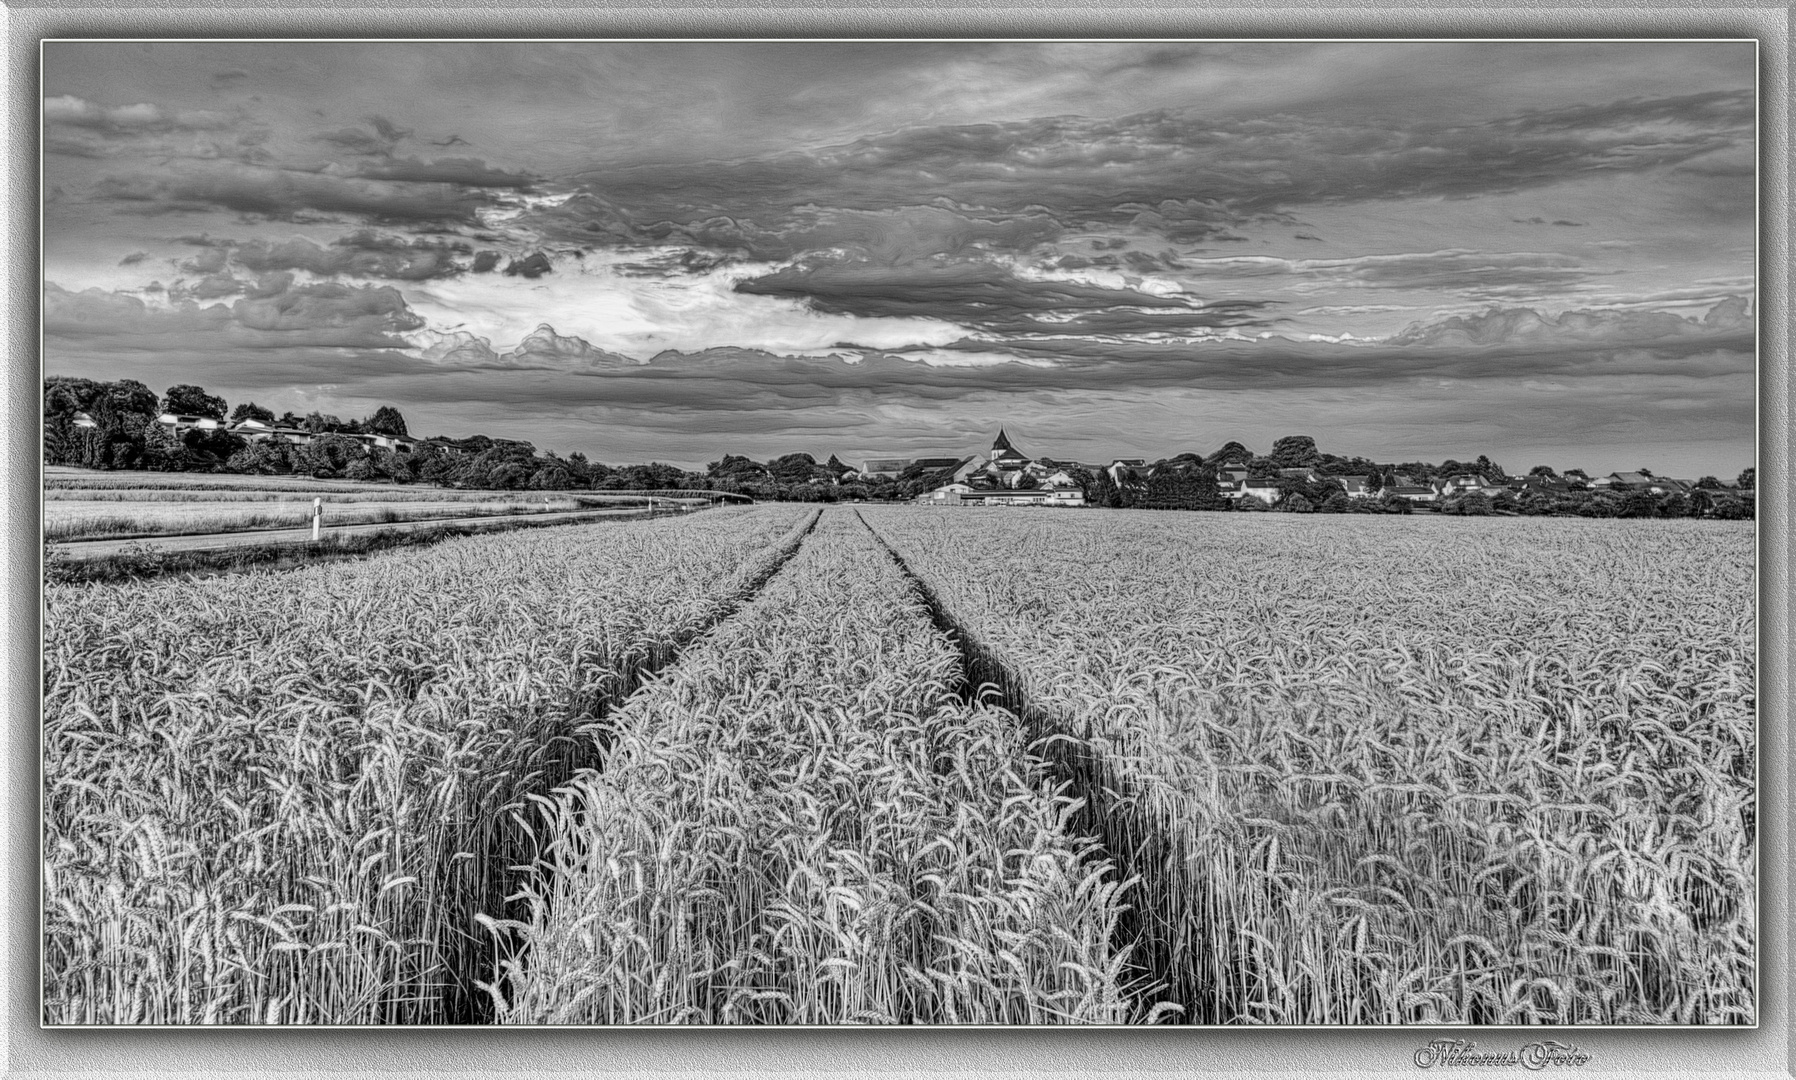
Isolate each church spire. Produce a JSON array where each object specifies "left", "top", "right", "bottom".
[{"left": 992, "top": 427, "right": 1015, "bottom": 452}]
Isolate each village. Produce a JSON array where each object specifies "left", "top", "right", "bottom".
[
  {"left": 866, "top": 429, "right": 1746, "bottom": 511},
  {"left": 51, "top": 391, "right": 1750, "bottom": 519}
]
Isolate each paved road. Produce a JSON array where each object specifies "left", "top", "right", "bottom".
[{"left": 49, "top": 505, "right": 668, "bottom": 561}]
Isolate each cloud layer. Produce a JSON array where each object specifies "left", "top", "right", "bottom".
[{"left": 40, "top": 41, "right": 1757, "bottom": 476}]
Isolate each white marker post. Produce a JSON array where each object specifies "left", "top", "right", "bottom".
[{"left": 312, "top": 497, "right": 322, "bottom": 541}]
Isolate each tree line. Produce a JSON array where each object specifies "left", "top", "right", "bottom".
[{"left": 43, "top": 378, "right": 1756, "bottom": 516}]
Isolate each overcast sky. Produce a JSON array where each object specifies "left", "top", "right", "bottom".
[{"left": 42, "top": 41, "right": 1756, "bottom": 474}]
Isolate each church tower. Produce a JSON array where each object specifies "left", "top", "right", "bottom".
[{"left": 990, "top": 428, "right": 1028, "bottom": 472}]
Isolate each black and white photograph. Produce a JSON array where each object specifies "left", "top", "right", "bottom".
[{"left": 38, "top": 39, "right": 1758, "bottom": 1030}]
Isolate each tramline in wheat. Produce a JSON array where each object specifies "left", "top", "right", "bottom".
[
  {"left": 862, "top": 507, "right": 1755, "bottom": 1024},
  {"left": 486, "top": 509, "right": 1149, "bottom": 1024},
  {"left": 42, "top": 507, "right": 813, "bottom": 1024}
]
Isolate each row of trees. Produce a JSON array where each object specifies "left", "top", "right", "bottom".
[
  {"left": 42, "top": 379, "right": 1758, "bottom": 515},
  {"left": 43, "top": 377, "right": 713, "bottom": 492}
]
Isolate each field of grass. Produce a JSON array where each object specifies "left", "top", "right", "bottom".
[
  {"left": 42, "top": 505, "right": 1756, "bottom": 1026},
  {"left": 490, "top": 511, "right": 1143, "bottom": 1024},
  {"left": 44, "top": 468, "right": 653, "bottom": 542},
  {"left": 44, "top": 496, "right": 599, "bottom": 542},
  {"left": 862, "top": 507, "right": 1756, "bottom": 1024},
  {"left": 43, "top": 506, "right": 814, "bottom": 1023}
]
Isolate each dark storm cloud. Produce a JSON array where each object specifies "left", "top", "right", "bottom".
[
  {"left": 314, "top": 115, "right": 413, "bottom": 156},
  {"left": 503, "top": 252, "right": 555, "bottom": 279},
  {"left": 231, "top": 231, "right": 473, "bottom": 281},
  {"left": 352, "top": 156, "right": 536, "bottom": 189},
  {"left": 559, "top": 89, "right": 1754, "bottom": 258},
  {"left": 45, "top": 279, "right": 425, "bottom": 351},
  {"left": 734, "top": 260, "right": 1271, "bottom": 334},
  {"left": 385, "top": 295, "right": 1750, "bottom": 414},
  {"left": 92, "top": 162, "right": 499, "bottom": 224}
]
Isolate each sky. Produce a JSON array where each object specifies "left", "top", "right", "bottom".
[{"left": 41, "top": 41, "right": 1757, "bottom": 475}]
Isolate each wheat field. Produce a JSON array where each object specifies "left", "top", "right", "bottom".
[
  {"left": 863, "top": 507, "right": 1756, "bottom": 1025},
  {"left": 42, "top": 505, "right": 1755, "bottom": 1025}
]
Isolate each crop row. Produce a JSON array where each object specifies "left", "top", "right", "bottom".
[
  {"left": 42, "top": 506, "right": 814, "bottom": 1024},
  {"left": 487, "top": 509, "right": 1149, "bottom": 1024},
  {"left": 863, "top": 509, "right": 1755, "bottom": 1024}
]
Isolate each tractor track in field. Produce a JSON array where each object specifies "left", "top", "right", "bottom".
[
  {"left": 448, "top": 507, "right": 822, "bottom": 1024},
  {"left": 855, "top": 510, "right": 1190, "bottom": 1022}
]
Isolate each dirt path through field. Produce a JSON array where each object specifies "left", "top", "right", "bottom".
[{"left": 47, "top": 505, "right": 665, "bottom": 560}]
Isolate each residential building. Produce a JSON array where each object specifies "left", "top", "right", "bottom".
[
  {"left": 1386, "top": 484, "right": 1439, "bottom": 504},
  {"left": 860, "top": 457, "right": 911, "bottom": 478},
  {"left": 157, "top": 413, "right": 224, "bottom": 434},
  {"left": 958, "top": 486, "right": 1085, "bottom": 507},
  {"left": 230, "top": 418, "right": 314, "bottom": 445},
  {"left": 1234, "top": 478, "right": 1282, "bottom": 505}
]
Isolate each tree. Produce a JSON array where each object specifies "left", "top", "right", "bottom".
[
  {"left": 1270, "top": 435, "right": 1322, "bottom": 469},
  {"left": 366, "top": 405, "right": 409, "bottom": 438},
  {"left": 768, "top": 452, "right": 819, "bottom": 485},
  {"left": 225, "top": 439, "right": 294, "bottom": 475},
  {"left": 1737, "top": 467, "right": 1755, "bottom": 490},
  {"left": 709, "top": 454, "right": 769, "bottom": 481},
  {"left": 344, "top": 454, "right": 381, "bottom": 482},
  {"left": 1091, "top": 468, "right": 1119, "bottom": 509},
  {"left": 1617, "top": 490, "right": 1660, "bottom": 519},
  {"left": 295, "top": 433, "right": 364, "bottom": 478},
  {"left": 1138, "top": 466, "right": 1225, "bottom": 511},
  {"left": 161, "top": 384, "right": 227, "bottom": 420},
  {"left": 1695, "top": 476, "right": 1723, "bottom": 490},
  {"left": 1394, "top": 461, "right": 1437, "bottom": 484},
  {"left": 1210, "top": 441, "right": 1254, "bottom": 466},
  {"left": 1235, "top": 492, "right": 1270, "bottom": 511},
  {"left": 1712, "top": 495, "right": 1753, "bottom": 520},
  {"left": 1277, "top": 492, "right": 1315, "bottom": 513},
  {"left": 1379, "top": 493, "right": 1414, "bottom": 515},
  {"left": 1529, "top": 464, "right": 1558, "bottom": 477},
  {"left": 231, "top": 401, "right": 276, "bottom": 424},
  {"left": 140, "top": 420, "right": 192, "bottom": 472},
  {"left": 1319, "top": 490, "right": 1352, "bottom": 513},
  {"left": 1451, "top": 492, "right": 1494, "bottom": 516},
  {"left": 528, "top": 463, "right": 574, "bottom": 490}
]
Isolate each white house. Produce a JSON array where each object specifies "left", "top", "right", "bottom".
[
  {"left": 1386, "top": 484, "right": 1438, "bottom": 503},
  {"left": 1234, "top": 479, "right": 1282, "bottom": 506},
  {"left": 230, "top": 418, "right": 314, "bottom": 445},
  {"left": 960, "top": 487, "right": 1085, "bottom": 507},
  {"left": 157, "top": 413, "right": 223, "bottom": 434},
  {"left": 918, "top": 482, "right": 976, "bottom": 505}
]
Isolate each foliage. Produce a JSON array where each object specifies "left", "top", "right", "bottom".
[
  {"left": 161, "top": 384, "right": 227, "bottom": 420},
  {"left": 1137, "top": 465, "right": 1225, "bottom": 511},
  {"left": 1269, "top": 435, "right": 1322, "bottom": 469}
]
